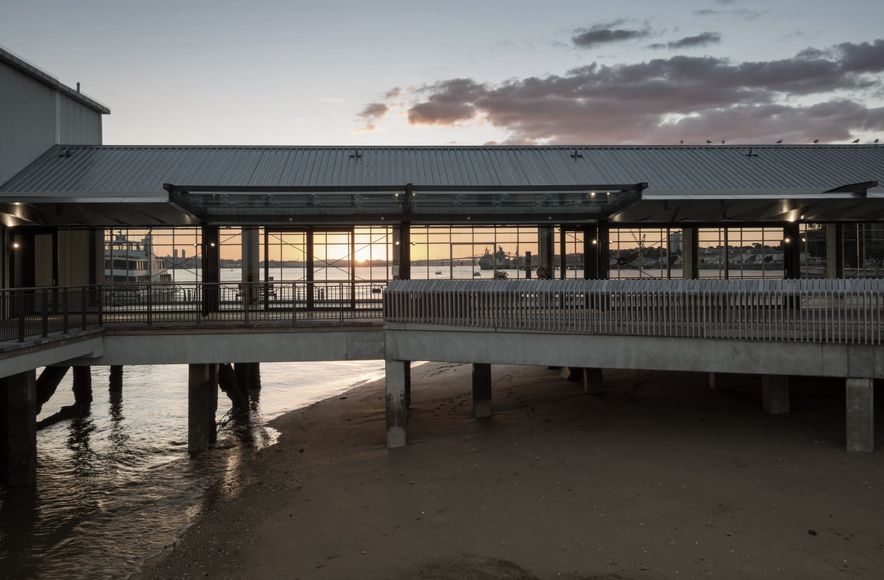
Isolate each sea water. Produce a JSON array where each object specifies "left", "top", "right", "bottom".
[{"left": 0, "top": 361, "right": 385, "bottom": 579}]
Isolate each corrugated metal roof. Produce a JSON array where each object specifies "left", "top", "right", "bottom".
[
  {"left": 0, "top": 46, "right": 110, "bottom": 114},
  {"left": 2, "top": 144, "right": 882, "bottom": 199}
]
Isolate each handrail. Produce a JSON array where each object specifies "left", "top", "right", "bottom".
[
  {"left": 384, "top": 279, "right": 884, "bottom": 345},
  {"left": 0, "top": 281, "right": 387, "bottom": 343},
  {"left": 5, "top": 279, "right": 884, "bottom": 346}
]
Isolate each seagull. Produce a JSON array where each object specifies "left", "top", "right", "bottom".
[
  {"left": 852, "top": 138, "right": 860, "bottom": 143},
  {"left": 875, "top": 138, "right": 880, "bottom": 144},
  {"left": 812, "top": 139, "right": 819, "bottom": 144},
  {"left": 775, "top": 139, "right": 783, "bottom": 144}
]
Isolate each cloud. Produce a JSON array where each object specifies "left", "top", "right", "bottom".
[
  {"left": 356, "top": 102, "right": 390, "bottom": 131},
  {"left": 836, "top": 39, "right": 884, "bottom": 73},
  {"left": 667, "top": 32, "right": 722, "bottom": 49},
  {"left": 408, "top": 78, "right": 485, "bottom": 125},
  {"left": 572, "top": 22, "right": 650, "bottom": 48},
  {"left": 694, "top": 8, "right": 765, "bottom": 20},
  {"left": 360, "top": 102, "right": 389, "bottom": 118},
  {"left": 384, "top": 39, "right": 884, "bottom": 144}
]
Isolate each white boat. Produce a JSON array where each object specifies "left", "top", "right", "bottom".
[{"left": 105, "top": 235, "right": 171, "bottom": 284}]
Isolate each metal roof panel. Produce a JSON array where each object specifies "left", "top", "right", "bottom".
[{"left": 2, "top": 145, "right": 881, "bottom": 201}]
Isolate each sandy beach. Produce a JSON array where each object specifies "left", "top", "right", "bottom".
[{"left": 139, "top": 363, "right": 884, "bottom": 579}]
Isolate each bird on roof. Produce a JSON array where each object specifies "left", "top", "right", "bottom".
[
  {"left": 679, "top": 140, "right": 684, "bottom": 144},
  {"left": 852, "top": 138, "right": 860, "bottom": 143},
  {"left": 706, "top": 139, "right": 712, "bottom": 144},
  {"left": 721, "top": 140, "right": 726, "bottom": 144},
  {"left": 812, "top": 139, "right": 819, "bottom": 144},
  {"left": 775, "top": 139, "right": 783, "bottom": 144},
  {"left": 875, "top": 138, "right": 880, "bottom": 144}
]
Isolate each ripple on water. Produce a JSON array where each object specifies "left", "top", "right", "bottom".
[{"left": 0, "top": 361, "right": 384, "bottom": 579}]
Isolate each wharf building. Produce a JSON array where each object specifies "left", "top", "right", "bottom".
[{"left": 1, "top": 48, "right": 883, "bottom": 485}]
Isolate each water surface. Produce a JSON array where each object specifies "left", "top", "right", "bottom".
[{"left": 0, "top": 361, "right": 385, "bottom": 579}]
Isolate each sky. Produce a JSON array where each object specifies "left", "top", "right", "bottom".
[{"left": 2, "top": 0, "right": 883, "bottom": 146}]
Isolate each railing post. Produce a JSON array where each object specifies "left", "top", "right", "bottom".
[
  {"left": 62, "top": 287, "right": 70, "bottom": 334},
  {"left": 82, "top": 287, "right": 88, "bottom": 330},
  {"left": 292, "top": 282, "right": 298, "bottom": 326},
  {"left": 244, "top": 282, "right": 250, "bottom": 324},
  {"left": 340, "top": 282, "right": 345, "bottom": 325},
  {"left": 41, "top": 288, "right": 49, "bottom": 338},
  {"left": 97, "top": 285, "right": 103, "bottom": 327},
  {"left": 147, "top": 283, "right": 153, "bottom": 327},
  {"left": 17, "top": 292, "right": 25, "bottom": 342}
]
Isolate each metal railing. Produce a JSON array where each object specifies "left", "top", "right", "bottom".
[
  {"left": 1, "top": 281, "right": 386, "bottom": 343},
  {"left": 0, "top": 285, "right": 101, "bottom": 343},
  {"left": 6, "top": 279, "right": 883, "bottom": 346},
  {"left": 384, "top": 279, "right": 884, "bottom": 345}
]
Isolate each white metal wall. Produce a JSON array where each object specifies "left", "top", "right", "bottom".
[
  {"left": 58, "top": 92, "right": 102, "bottom": 144},
  {"left": 0, "top": 60, "right": 102, "bottom": 185}
]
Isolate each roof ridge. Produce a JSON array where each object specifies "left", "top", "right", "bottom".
[
  {"left": 0, "top": 46, "right": 110, "bottom": 114},
  {"left": 51, "top": 143, "right": 884, "bottom": 150}
]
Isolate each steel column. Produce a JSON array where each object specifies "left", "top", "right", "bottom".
[
  {"left": 783, "top": 223, "right": 801, "bottom": 279},
  {"left": 201, "top": 225, "right": 220, "bottom": 313},
  {"left": 682, "top": 226, "right": 699, "bottom": 280},
  {"left": 826, "top": 223, "right": 844, "bottom": 278}
]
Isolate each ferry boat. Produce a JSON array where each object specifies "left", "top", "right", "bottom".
[{"left": 105, "top": 235, "right": 171, "bottom": 284}]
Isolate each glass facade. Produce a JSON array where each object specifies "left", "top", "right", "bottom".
[
  {"left": 101, "top": 223, "right": 884, "bottom": 286},
  {"left": 843, "top": 223, "right": 884, "bottom": 278},
  {"left": 410, "top": 226, "right": 540, "bottom": 280},
  {"left": 609, "top": 227, "right": 676, "bottom": 279},
  {"left": 697, "top": 227, "right": 786, "bottom": 279}
]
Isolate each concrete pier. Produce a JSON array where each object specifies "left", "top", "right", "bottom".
[
  {"left": 762, "top": 375, "right": 789, "bottom": 415},
  {"left": 109, "top": 365, "right": 123, "bottom": 393},
  {"left": 385, "top": 361, "right": 408, "bottom": 448},
  {"left": 582, "top": 368, "right": 605, "bottom": 394},
  {"left": 472, "top": 363, "right": 492, "bottom": 418},
  {"left": 1, "top": 370, "right": 37, "bottom": 486},
  {"left": 846, "top": 378, "right": 874, "bottom": 452},
  {"left": 188, "top": 364, "right": 218, "bottom": 454},
  {"left": 708, "top": 372, "right": 736, "bottom": 391},
  {"left": 403, "top": 361, "right": 411, "bottom": 412}
]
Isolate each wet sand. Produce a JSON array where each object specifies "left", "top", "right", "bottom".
[{"left": 140, "top": 363, "right": 884, "bottom": 579}]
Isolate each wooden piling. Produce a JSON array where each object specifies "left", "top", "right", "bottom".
[
  {"left": 72, "top": 366, "right": 93, "bottom": 408},
  {"left": 1, "top": 370, "right": 37, "bottom": 486},
  {"left": 109, "top": 366, "right": 123, "bottom": 393},
  {"left": 36, "top": 366, "right": 69, "bottom": 413}
]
